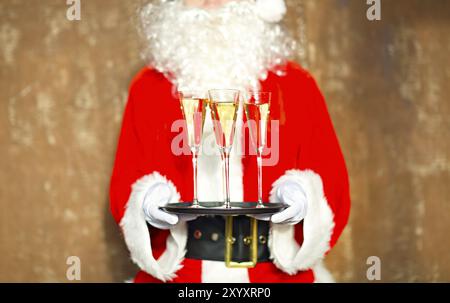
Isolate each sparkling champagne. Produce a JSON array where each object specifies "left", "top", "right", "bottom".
[
  {"left": 244, "top": 92, "right": 271, "bottom": 207},
  {"left": 180, "top": 97, "right": 207, "bottom": 147},
  {"left": 208, "top": 89, "right": 240, "bottom": 209},
  {"left": 210, "top": 101, "right": 239, "bottom": 149},
  {"left": 179, "top": 93, "right": 207, "bottom": 208},
  {"left": 244, "top": 102, "right": 270, "bottom": 150}
]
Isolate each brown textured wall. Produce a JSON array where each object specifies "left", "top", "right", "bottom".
[{"left": 0, "top": 0, "right": 449, "bottom": 282}]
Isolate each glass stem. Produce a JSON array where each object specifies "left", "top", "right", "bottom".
[
  {"left": 257, "top": 147, "right": 264, "bottom": 207},
  {"left": 192, "top": 147, "right": 199, "bottom": 207},
  {"left": 221, "top": 152, "right": 226, "bottom": 203},
  {"left": 223, "top": 149, "right": 231, "bottom": 209}
]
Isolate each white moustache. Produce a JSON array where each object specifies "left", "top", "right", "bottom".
[{"left": 138, "top": 0, "right": 295, "bottom": 92}]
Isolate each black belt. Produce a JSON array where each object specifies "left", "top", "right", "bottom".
[{"left": 186, "top": 216, "right": 270, "bottom": 263}]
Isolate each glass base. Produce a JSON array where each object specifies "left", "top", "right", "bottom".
[{"left": 190, "top": 201, "right": 203, "bottom": 208}]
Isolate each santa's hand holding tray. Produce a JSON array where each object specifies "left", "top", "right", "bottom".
[{"left": 110, "top": 0, "right": 350, "bottom": 283}]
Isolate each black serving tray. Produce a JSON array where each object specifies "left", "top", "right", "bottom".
[{"left": 160, "top": 202, "right": 288, "bottom": 216}]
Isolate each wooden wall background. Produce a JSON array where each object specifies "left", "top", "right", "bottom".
[{"left": 0, "top": 0, "right": 449, "bottom": 282}]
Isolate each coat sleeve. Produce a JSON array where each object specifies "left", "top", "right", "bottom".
[
  {"left": 268, "top": 68, "right": 351, "bottom": 276},
  {"left": 109, "top": 69, "right": 187, "bottom": 282}
]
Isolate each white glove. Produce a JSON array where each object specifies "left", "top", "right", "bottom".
[
  {"left": 142, "top": 182, "right": 198, "bottom": 230},
  {"left": 254, "top": 180, "right": 308, "bottom": 225}
]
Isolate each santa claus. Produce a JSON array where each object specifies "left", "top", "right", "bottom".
[{"left": 110, "top": 0, "right": 350, "bottom": 283}]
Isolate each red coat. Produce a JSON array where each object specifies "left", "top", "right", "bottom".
[{"left": 110, "top": 61, "right": 351, "bottom": 283}]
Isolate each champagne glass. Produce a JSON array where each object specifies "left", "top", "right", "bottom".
[
  {"left": 179, "top": 90, "right": 208, "bottom": 208},
  {"left": 244, "top": 92, "right": 271, "bottom": 208},
  {"left": 208, "top": 89, "right": 240, "bottom": 209}
]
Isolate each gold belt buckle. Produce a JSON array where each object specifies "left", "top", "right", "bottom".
[{"left": 225, "top": 216, "right": 258, "bottom": 268}]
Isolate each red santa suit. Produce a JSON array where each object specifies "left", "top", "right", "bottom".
[{"left": 110, "top": 61, "right": 351, "bottom": 283}]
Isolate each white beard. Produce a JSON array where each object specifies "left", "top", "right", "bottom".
[{"left": 138, "top": 0, "right": 295, "bottom": 92}]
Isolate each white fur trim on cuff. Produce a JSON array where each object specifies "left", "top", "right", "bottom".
[
  {"left": 312, "top": 261, "right": 335, "bottom": 283},
  {"left": 268, "top": 169, "right": 335, "bottom": 275},
  {"left": 119, "top": 172, "right": 187, "bottom": 282}
]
